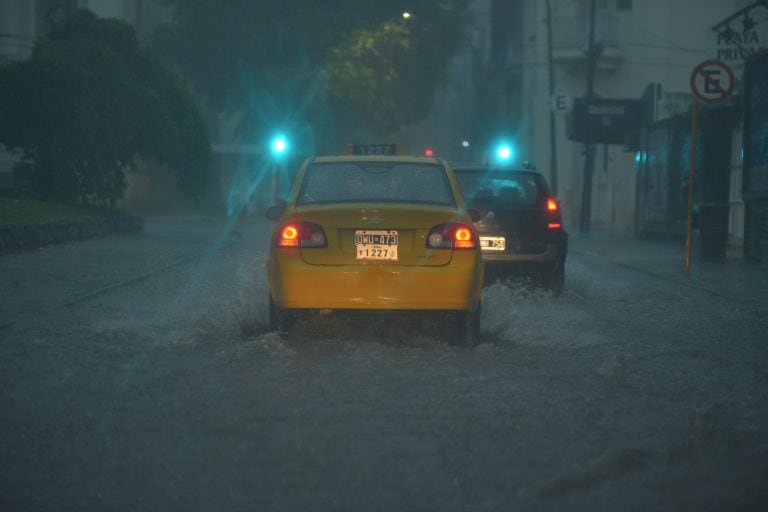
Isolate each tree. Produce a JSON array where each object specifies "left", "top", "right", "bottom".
[
  {"left": 325, "top": 6, "right": 468, "bottom": 141},
  {"left": 0, "top": 7, "right": 214, "bottom": 207},
  {"left": 152, "top": 0, "right": 470, "bottom": 152}
]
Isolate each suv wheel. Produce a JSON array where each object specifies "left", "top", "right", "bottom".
[{"left": 544, "top": 262, "right": 565, "bottom": 295}]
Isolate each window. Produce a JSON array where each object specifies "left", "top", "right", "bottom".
[
  {"left": 299, "top": 163, "right": 455, "bottom": 206},
  {"left": 455, "top": 173, "right": 542, "bottom": 207}
]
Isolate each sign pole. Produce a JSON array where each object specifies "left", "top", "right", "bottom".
[
  {"left": 579, "top": 0, "right": 599, "bottom": 234},
  {"left": 684, "top": 59, "right": 733, "bottom": 276},
  {"left": 684, "top": 100, "right": 698, "bottom": 277}
]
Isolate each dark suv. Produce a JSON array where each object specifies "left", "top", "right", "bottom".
[{"left": 452, "top": 164, "right": 568, "bottom": 293}]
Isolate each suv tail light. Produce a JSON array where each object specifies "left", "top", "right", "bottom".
[
  {"left": 426, "top": 223, "right": 478, "bottom": 249},
  {"left": 546, "top": 198, "right": 562, "bottom": 230},
  {"left": 276, "top": 222, "right": 327, "bottom": 248},
  {"left": 546, "top": 198, "right": 558, "bottom": 212}
]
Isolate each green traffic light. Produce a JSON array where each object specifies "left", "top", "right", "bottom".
[
  {"left": 492, "top": 141, "right": 515, "bottom": 163},
  {"left": 270, "top": 134, "right": 289, "bottom": 157}
]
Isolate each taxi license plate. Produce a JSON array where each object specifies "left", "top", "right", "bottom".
[
  {"left": 480, "top": 236, "right": 505, "bottom": 251},
  {"left": 356, "top": 230, "right": 398, "bottom": 261}
]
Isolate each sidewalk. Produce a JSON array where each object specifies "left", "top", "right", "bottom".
[
  {"left": 568, "top": 232, "right": 767, "bottom": 304},
  {"left": 0, "top": 215, "right": 143, "bottom": 253}
]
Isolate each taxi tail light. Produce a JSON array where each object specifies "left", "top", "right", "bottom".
[
  {"left": 276, "top": 222, "right": 327, "bottom": 248},
  {"left": 426, "top": 223, "right": 478, "bottom": 250}
]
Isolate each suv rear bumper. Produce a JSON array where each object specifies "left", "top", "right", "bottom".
[{"left": 480, "top": 243, "right": 566, "bottom": 264}]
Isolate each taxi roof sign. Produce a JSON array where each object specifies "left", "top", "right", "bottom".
[{"left": 344, "top": 143, "right": 404, "bottom": 156}]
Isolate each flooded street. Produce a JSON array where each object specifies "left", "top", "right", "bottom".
[{"left": 2, "top": 217, "right": 767, "bottom": 511}]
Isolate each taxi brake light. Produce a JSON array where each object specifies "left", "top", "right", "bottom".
[
  {"left": 426, "top": 223, "right": 477, "bottom": 250},
  {"left": 278, "top": 225, "right": 300, "bottom": 247},
  {"left": 454, "top": 227, "right": 474, "bottom": 248},
  {"left": 277, "top": 222, "right": 327, "bottom": 248},
  {"left": 548, "top": 222, "right": 561, "bottom": 229}
]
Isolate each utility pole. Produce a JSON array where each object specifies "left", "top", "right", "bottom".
[
  {"left": 579, "top": 0, "right": 599, "bottom": 233},
  {"left": 545, "top": 0, "right": 558, "bottom": 194}
]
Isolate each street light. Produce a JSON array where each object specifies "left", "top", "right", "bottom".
[{"left": 402, "top": 11, "right": 412, "bottom": 20}]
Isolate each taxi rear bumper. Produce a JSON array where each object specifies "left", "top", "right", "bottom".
[{"left": 268, "top": 250, "right": 482, "bottom": 311}]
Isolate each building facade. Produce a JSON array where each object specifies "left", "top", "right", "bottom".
[
  {"left": 415, "top": 0, "right": 759, "bottom": 240},
  {"left": 521, "top": 0, "right": 751, "bottom": 236}
]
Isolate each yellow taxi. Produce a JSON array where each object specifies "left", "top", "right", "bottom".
[{"left": 265, "top": 144, "right": 484, "bottom": 345}]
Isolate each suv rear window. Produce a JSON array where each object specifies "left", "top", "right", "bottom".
[
  {"left": 455, "top": 171, "right": 542, "bottom": 208},
  {"left": 298, "top": 162, "right": 455, "bottom": 206}
]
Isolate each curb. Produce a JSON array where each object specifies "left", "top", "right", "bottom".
[{"left": 0, "top": 215, "right": 143, "bottom": 253}]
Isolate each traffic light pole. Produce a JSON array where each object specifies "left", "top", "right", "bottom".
[
  {"left": 579, "top": 0, "right": 598, "bottom": 233},
  {"left": 545, "top": 0, "right": 559, "bottom": 195}
]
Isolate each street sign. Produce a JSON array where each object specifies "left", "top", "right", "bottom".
[
  {"left": 689, "top": 60, "right": 736, "bottom": 105},
  {"left": 550, "top": 94, "right": 573, "bottom": 114},
  {"left": 566, "top": 98, "right": 643, "bottom": 145}
]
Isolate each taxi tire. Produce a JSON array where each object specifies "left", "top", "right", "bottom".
[
  {"left": 456, "top": 304, "right": 481, "bottom": 347},
  {"left": 268, "top": 295, "right": 289, "bottom": 334}
]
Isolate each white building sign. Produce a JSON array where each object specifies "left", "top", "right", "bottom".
[
  {"left": 550, "top": 94, "right": 574, "bottom": 114},
  {"left": 714, "top": 22, "right": 768, "bottom": 79}
]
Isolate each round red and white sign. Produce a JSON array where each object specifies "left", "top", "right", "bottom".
[{"left": 689, "top": 60, "right": 735, "bottom": 105}]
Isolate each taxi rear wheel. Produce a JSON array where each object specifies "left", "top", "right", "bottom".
[
  {"left": 268, "top": 295, "right": 290, "bottom": 333},
  {"left": 455, "top": 305, "right": 481, "bottom": 347}
]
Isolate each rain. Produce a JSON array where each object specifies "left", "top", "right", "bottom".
[{"left": 1, "top": 1, "right": 767, "bottom": 511}]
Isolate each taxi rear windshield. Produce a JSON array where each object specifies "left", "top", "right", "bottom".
[
  {"left": 455, "top": 172, "right": 543, "bottom": 207},
  {"left": 298, "top": 162, "right": 456, "bottom": 206}
]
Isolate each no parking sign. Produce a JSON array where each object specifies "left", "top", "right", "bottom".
[{"left": 689, "top": 60, "right": 735, "bottom": 105}]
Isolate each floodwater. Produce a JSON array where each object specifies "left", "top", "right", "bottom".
[{"left": 1, "top": 217, "right": 766, "bottom": 511}]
